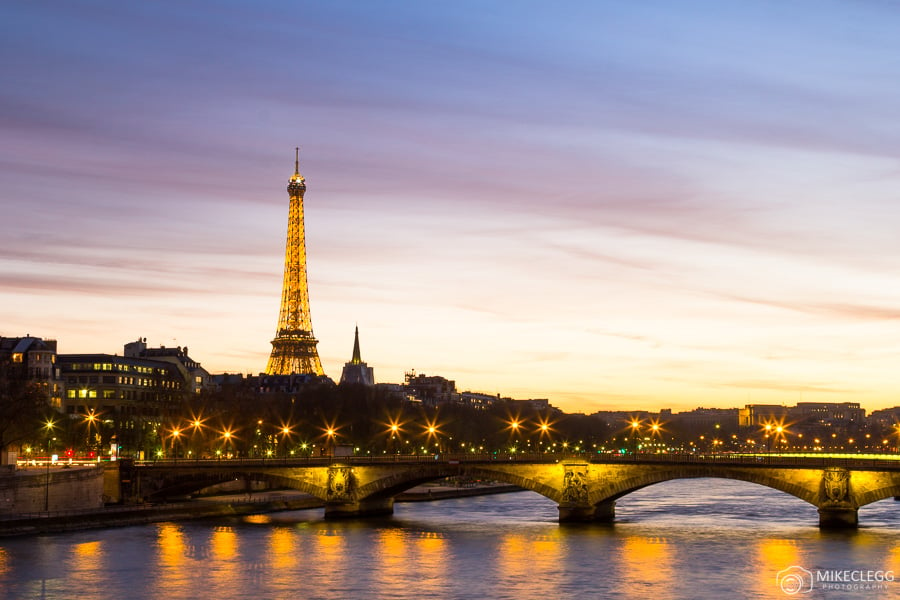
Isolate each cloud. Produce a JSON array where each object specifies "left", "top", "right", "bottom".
[
  {"left": 717, "top": 379, "right": 856, "bottom": 395},
  {"left": 722, "top": 294, "right": 900, "bottom": 322}
]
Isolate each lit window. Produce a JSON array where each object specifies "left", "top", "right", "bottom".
[{"left": 12, "top": 353, "right": 23, "bottom": 363}]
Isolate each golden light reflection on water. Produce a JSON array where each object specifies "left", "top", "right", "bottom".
[
  {"left": 619, "top": 536, "right": 675, "bottom": 600},
  {"left": 269, "top": 527, "right": 297, "bottom": 570},
  {"left": 243, "top": 514, "right": 271, "bottom": 525},
  {"left": 886, "top": 541, "right": 900, "bottom": 575},
  {"left": 314, "top": 529, "right": 345, "bottom": 559},
  {"left": 154, "top": 523, "right": 192, "bottom": 597},
  {"left": 157, "top": 523, "right": 187, "bottom": 567},
  {"left": 311, "top": 529, "right": 348, "bottom": 593},
  {"left": 0, "top": 547, "right": 7, "bottom": 577},
  {"left": 66, "top": 540, "right": 105, "bottom": 589},
  {"left": 374, "top": 529, "right": 411, "bottom": 597},
  {"left": 412, "top": 531, "right": 448, "bottom": 595},
  {"left": 260, "top": 527, "right": 299, "bottom": 596},
  {"left": 211, "top": 527, "right": 238, "bottom": 561},
  {"left": 754, "top": 538, "right": 802, "bottom": 598},
  {"left": 496, "top": 531, "right": 564, "bottom": 596}
]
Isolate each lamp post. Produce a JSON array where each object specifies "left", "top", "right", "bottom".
[
  {"left": 280, "top": 425, "right": 292, "bottom": 458},
  {"left": 171, "top": 428, "right": 181, "bottom": 463},
  {"left": 389, "top": 423, "right": 400, "bottom": 455},
  {"left": 325, "top": 427, "right": 336, "bottom": 457},
  {"left": 43, "top": 418, "right": 56, "bottom": 512},
  {"left": 189, "top": 417, "right": 203, "bottom": 458},
  {"left": 630, "top": 420, "right": 641, "bottom": 454},
  {"left": 222, "top": 429, "right": 233, "bottom": 458},
  {"left": 538, "top": 421, "right": 551, "bottom": 455}
]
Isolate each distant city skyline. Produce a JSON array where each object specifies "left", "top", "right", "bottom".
[{"left": 3, "top": 2, "right": 900, "bottom": 413}]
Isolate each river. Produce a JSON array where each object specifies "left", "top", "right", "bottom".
[{"left": 1, "top": 479, "right": 899, "bottom": 599}]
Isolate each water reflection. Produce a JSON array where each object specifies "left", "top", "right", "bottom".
[
  {"left": 155, "top": 523, "right": 190, "bottom": 597},
  {"left": 618, "top": 536, "right": 675, "bottom": 600},
  {"left": 310, "top": 528, "right": 348, "bottom": 595},
  {"left": 374, "top": 529, "right": 410, "bottom": 598},
  {"left": 62, "top": 539, "right": 106, "bottom": 596},
  {"left": 411, "top": 531, "right": 448, "bottom": 597},
  {"left": 754, "top": 538, "right": 803, "bottom": 598},
  {"left": 1, "top": 480, "right": 899, "bottom": 600},
  {"left": 268, "top": 527, "right": 296, "bottom": 570},
  {"left": 496, "top": 532, "right": 564, "bottom": 598}
]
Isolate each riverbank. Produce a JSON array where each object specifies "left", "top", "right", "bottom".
[{"left": 0, "top": 484, "right": 523, "bottom": 537}]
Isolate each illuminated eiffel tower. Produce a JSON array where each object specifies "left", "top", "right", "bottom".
[{"left": 265, "top": 148, "right": 324, "bottom": 376}]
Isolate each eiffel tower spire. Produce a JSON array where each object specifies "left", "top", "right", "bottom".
[{"left": 265, "top": 149, "right": 324, "bottom": 376}]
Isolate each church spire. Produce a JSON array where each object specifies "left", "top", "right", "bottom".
[
  {"left": 351, "top": 325, "right": 362, "bottom": 365},
  {"left": 340, "top": 324, "right": 375, "bottom": 386}
]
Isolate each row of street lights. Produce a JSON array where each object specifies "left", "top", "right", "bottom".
[{"left": 39, "top": 411, "right": 900, "bottom": 459}]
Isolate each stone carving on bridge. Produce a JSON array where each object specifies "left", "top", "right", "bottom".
[
  {"left": 562, "top": 466, "right": 589, "bottom": 504},
  {"left": 327, "top": 466, "right": 357, "bottom": 502},
  {"left": 822, "top": 467, "right": 851, "bottom": 505}
]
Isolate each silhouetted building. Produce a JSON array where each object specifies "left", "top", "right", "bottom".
[
  {"left": 459, "top": 391, "right": 500, "bottom": 409},
  {"left": 868, "top": 407, "right": 900, "bottom": 428},
  {"left": 671, "top": 407, "right": 739, "bottom": 430},
  {"left": 57, "top": 353, "right": 187, "bottom": 418},
  {"left": 254, "top": 373, "right": 333, "bottom": 394},
  {"left": 339, "top": 326, "right": 375, "bottom": 386},
  {"left": 738, "top": 404, "right": 791, "bottom": 427},
  {"left": 0, "top": 335, "right": 62, "bottom": 410},
  {"left": 124, "top": 337, "right": 209, "bottom": 394},
  {"left": 404, "top": 371, "right": 457, "bottom": 407}
]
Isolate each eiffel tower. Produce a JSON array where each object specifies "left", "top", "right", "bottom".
[{"left": 265, "top": 148, "right": 324, "bottom": 376}]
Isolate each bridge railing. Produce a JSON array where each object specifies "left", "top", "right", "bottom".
[{"left": 130, "top": 452, "right": 900, "bottom": 470}]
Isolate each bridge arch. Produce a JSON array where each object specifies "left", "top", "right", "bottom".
[
  {"left": 592, "top": 465, "right": 821, "bottom": 508},
  {"left": 354, "top": 464, "right": 560, "bottom": 505},
  {"left": 138, "top": 469, "right": 329, "bottom": 501}
]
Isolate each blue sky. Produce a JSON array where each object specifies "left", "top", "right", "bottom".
[{"left": 3, "top": 1, "right": 900, "bottom": 412}]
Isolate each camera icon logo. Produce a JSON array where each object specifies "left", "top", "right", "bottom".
[{"left": 776, "top": 566, "right": 814, "bottom": 595}]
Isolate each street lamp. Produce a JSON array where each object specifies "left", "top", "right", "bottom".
[
  {"left": 171, "top": 428, "right": 181, "bottom": 463},
  {"left": 324, "top": 427, "right": 337, "bottom": 456},
  {"left": 423, "top": 420, "right": 441, "bottom": 454},
  {"left": 83, "top": 410, "right": 98, "bottom": 455},
  {"left": 280, "top": 425, "right": 292, "bottom": 458},
  {"left": 536, "top": 419, "right": 553, "bottom": 454},
  {"left": 629, "top": 419, "right": 641, "bottom": 454},
  {"left": 43, "top": 418, "right": 56, "bottom": 512},
  {"left": 221, "top": 429, "right": 234, "bottom": 458},
  {"left": 389, "top": 423, "right": 400, "bottom": 454}
]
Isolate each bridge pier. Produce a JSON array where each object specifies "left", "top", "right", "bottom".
[
  {"left": 817, "top": 506, "right": 858, "bottom": 529},
  {"left": 558, "top": 500, "right": 616, "bottom": 523},
  {"left": 324, "top": 497, "right": 394, "bottom": 519}
]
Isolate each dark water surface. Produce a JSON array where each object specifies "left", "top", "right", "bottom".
[{"left": 1, "top": 479, "right": 899, "bottom": 599}]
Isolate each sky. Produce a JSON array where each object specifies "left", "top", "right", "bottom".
[{"left": 3, "top": 1, "right": 900, "bottom": 414}]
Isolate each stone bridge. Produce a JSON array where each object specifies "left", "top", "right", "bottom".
[{"left": 123, "top": 454, "right": 900, "bottom": 528}]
